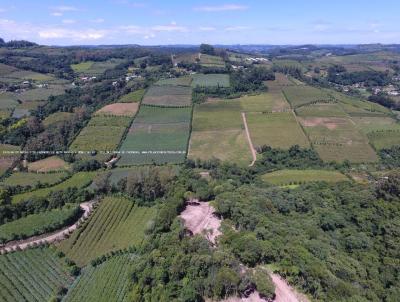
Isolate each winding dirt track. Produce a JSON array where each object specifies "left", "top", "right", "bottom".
[
  {"left": 241, "top": 112, "right": 257, "bottom": 167},
  {"left": 0, "top": 201, "right": 95, "bottom": 253}
]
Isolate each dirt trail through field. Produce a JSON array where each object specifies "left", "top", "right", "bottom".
[
  {"left": 0, "top": 201, "right": 95, "bottom": 253},
  {"left": 181, "top": 200, "right": 309, "bottom": 302},
  {"left": 241, "top": 112, "right": 257, "bottom": 167}
]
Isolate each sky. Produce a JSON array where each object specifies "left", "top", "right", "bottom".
[{"left": 0, "top": 0, "right": 399, "bottom": 46}]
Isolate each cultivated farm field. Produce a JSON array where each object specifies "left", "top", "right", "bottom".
[
  {"left": 117, "top": 89, "right": 145, "bottom": 103},
  {"left": 1, "top": 171, "right": 68, "bottom": 187},
  {"left": 27, "top": 156, "right": 71, "bottom": 172},
  {"left": 283, "top": 86, "right": 332, "bottom": 108},
  {"left": 261, "top": 169, "right": 349, "bottom": 186},
  {"left": 70, "top": 115, "right": 131, "bottom": 152},
  {"left": 191, "top": 74, "right": 230, "bottom": 87},
  {"left": 58, "top": 196, "right": 156, "bottom": 266},
  {"left": 246, "top": 112, "right": 310, "bottom": 149},
  {"left": 155, "top": 76, "right": 192, "bottom": 86},
  {"left": 64, "top": 255, "right": 134, "bottom": 302},
  {"left": 43, "top": 112, "right": 74, "bottom": 127},
  {"left": 0, "top": 205, "right": 80, "bottom": 243},
  {"left": 199, "top": 54, "right": 226, "bottom": 68},
  {"left": 142, "top": 85, "right": 192, "bottom": 107},
  {"left": 96, "top": 103, "right": 139, "bottom": 117},
  {"left": 0, "top": 248, "right": 74, "bottom": 302}
]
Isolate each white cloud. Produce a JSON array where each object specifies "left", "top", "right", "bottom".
[
  {"left": 51, "top": 12, "right": 63, "bottom": 17},
  {"left": 151, "top": 23, "right": 188, "bottom": 32},
  {"left": 38, "top": 28, "right": 107, "bottom": 40},
  {"left": 225, "top": 26, "right": 251, "bottom": 31},
  {"left": 51, "top": 6, "right": 78, "bottom": 12},
  {"left": 62, "top": 19, "right": 76, "bottom": 24},
  {"left": 90, "top": 18, "right": 105, "bottom": 23},
  {"left": 194, "top": 4, "right": 248, "bottom": 12},
  {"left": 199, "top": 26, "right": 216, "bottom": 31}
]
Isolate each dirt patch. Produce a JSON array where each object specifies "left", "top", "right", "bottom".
[
  {"left": 217, "top": 292, "right": 267, "bottom": 302},
  {"left": 180, "top": 200, "right": 222, "bottom": 244},
  {"left": 96, "top": 102, "right": 139, "bottom": 116},
  {"left": 27, "top": 156, "right": 70, "bottom": 172},
  {"left": 241, "top": 112, "right": 257, "bottom": 167},
  {"left": 299, "top": 117, "right": 346, "bottom": 130},
  {"left": 271, "top": 273, "right": 310, "bottom": 302}
]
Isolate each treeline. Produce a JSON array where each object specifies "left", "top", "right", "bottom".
[
  {"left": 368, "top": 93, "right": 400, "bottom": 110},
  {"left": 0, "top": 38, "right": 37, "bottom": 48},
  {"left": 327, "top": 68, "right": 390, "bottom": 86}
]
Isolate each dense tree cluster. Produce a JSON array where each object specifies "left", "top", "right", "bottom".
[{"left": 327, "top": 70, "right": 390, "bottom": 86}]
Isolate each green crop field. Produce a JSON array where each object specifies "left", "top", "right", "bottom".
[
  {"left": 16, "top": 85, "right": 66, "bottom": 102},
  {"left": 16, "top": 100, "right": 46, "bottom": 111},
  {"left": 58, "top": 196, "right": 156, "bottom": 266},
  {"left": 189, "top": 100, "right": 252, "bottom": 166},
  {"left": 142, "top": 85, "right": 192, "bottom": 107},
  {"left": 117, "top": 89, "right": 145, "bottom": 103},
  {"left": 118, "top": 106, "right": 191, "bottom": 165},
  {"left": 283, "top": 86, "right": 332, "bottom": 108},
  {"left": 0, "top": 204, "right": 79, "bottom": 243},
  {"left": 332, "top": 92, "right": 391, "bottom": 116},
  {"left": 199, "top": 54, "right": 226, "bottom": 68},
  {"left": 3, "top": 70, "right": 55, "bottom": 82},
  {"left": 191, "top": 74, "right": 230, "bottom": 87},
  {"left": 0, "top": 248, "right": 73, "bottom": 302},
  {"left": 70, "top": 115, "right": 131, "bottom": 152},
  {"left": 295, "top": 102, "right": 347, "bottom": 117},
  {"left": 12, "top": 172, "right": 96, "bottom": 204},
  {"left": 261, "top": 169, "right": 349, "bottom": 186},
  {"left": 64, "top": 255, "right": 134, "bottom": 302},
  {"left": 2, "top": 171, "right": 68, "bottom": 187},
  {"left": 155, "top": 76, "right": 192, "bottom": 86},
  {"left": 223, "top": 92, "right": 290, "bottom": 113},
  {"left": 71, "top": 61, "right": 95, "bottom": 72},
  {"left": 300, "top": 117, "right": 378, "bottom": 163},
  {"left": 246, "top": 112, "right": 310, "bottom": 149},
  {"left": 43, "top": 112, "right": 74, "bottom": 127}
]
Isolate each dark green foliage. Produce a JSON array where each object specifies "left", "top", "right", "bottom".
[
  {"left": 375, "top": 172, "right": 400, "bottom": 201},
  {"left": 368, "top": 93, "right": 400, "bottom": 110},
  {"left": 72, "top": 159, "right": 102, "bottom": 172},
  {"left": 379, "top": 145, "right": 400, "bottom": 167},
  {"left": 200, "top": 44, "right": 215, "bottom": 55},
  {"left": 328, "top": 70, "right": 390, "bottom": 86}
]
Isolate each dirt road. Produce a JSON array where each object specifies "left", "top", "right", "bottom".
[
  {"left": 241, "top": 112, "right": 257, "bottom": 167},
  {"left": 0, "top": 201, "right": 95, "bottom": 253}
]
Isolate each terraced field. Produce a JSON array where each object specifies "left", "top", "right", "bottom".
[
  {"left": 58, "top": 196, "right": 156, "bottom": 266},
  {"left": 0, "top": 205, "right": 80, "bottom": 243},
  {"left": 117, "top": 89, "right": 145, "bottom": 103},
  {"left": 70, "top": 115, "right": 131, "bottom": 152},
  {"left": 261, "top": 169, "right": 349, "bottom": 186},
  {"left": 283, "top": 86, "right": 332, "bottom": 108},
  {"left": 142, "top": 85, "right": 192, "bottom": 107},
  {"left": 12, "top": 172, "right": 96, "bottom": 204},
  {"left": 0, "top": 248, "right": 73, "bottom": 302},
  {"left": 199, "top": 54, "right": 226, "bottom": 68},
  {"left": 191, "top": 74, "right": 230, "bottom": 87},
  {"left": 155, "top": 76, "right": 192, "bottom": 86},
  {"left": 64, "top": 255, "right": 134, "bottom": 302},
  {"left": 246, "top": 112, "right": 310, "bottom": 149},
  {"left": 118, "top": 106, "right": 191, "bottom": 165}
]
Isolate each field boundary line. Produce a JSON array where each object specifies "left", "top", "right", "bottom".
[{"left": 241, "top": 112, "right": 257, "bottom": 167}]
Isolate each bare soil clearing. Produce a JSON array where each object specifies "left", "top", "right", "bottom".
[
  {"left": 0, "top": 201, "right": 95, "bottom": 253},
  {"left": 270, "top": 273, "right": 310, "bottom": 302},
  {"left": 180, "top": 200, "right": 222, "bottom": 244},
  {"left": 96, "top": 102, "right": 139, "bottom": 116},
  {"left": 242, "top": 112, "right": 257, "bottom": 167}
]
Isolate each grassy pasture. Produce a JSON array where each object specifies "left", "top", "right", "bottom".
[
  {"left": 58, "top": 196, "right": 156, "bottom": 266},
  {"left": 0, "top": 144, "right": 20, "bottom": 176},
  {"left": 246, "top": 112, "right": 310, "bottom": 149},
  {"left": 0, "top": 248, "right": 73, "bottom": 302},
  {"left": 300, "top": 117, "right": 378, "bottom": 163},
  {"left": 64, "top": 255, "right": 133, "bottom": 302},
  {"left": 132, "top": 105, "right": 192, "bottom": 124},
  {"left": 5, "top": 70, "right": 55, "bottom": 82},
  {"left": 43, "top": 112, "right": 73, "bottom": 127},
  {"left": 0, "top": 92, "right": 19, "bottom": 110},
  {"left": 2, "top": 171, "right": 68, "bottom": 187},
  {"left": 74, "top": 59, "right": 125, "bottom": 75},
  {"left": 0, "top": 63, "right": 18, "bottom": 76},
  {"left": 118, "top": 89, "right": 145, "bottom": 103},
  {"left": 15, "top": 85, "right": 66, "bottom": 102},
  {"left": 12, "top": 172, "right": 96, "bottom": 204},
  {"left": 199, "top": 54, "right": 226, "bottom": 68},
  {"left": 332, "top": 92, "right": 391, "bottom": 116},
  {"left": 28, "top": 156, "right": 70, "bottom": 172},
  {"left": 236, "top": 93, "right": 290, "bottom": 112},
  {"left": 189, "top": 100, "right": 252, "bottom": 166},
  {"left": 261, "top": 169, "right": 349, "bottom": 186},
  {"left": 70, "top": 115, "right": 131, "bottom": 152},
  {"left": 71, "top": 61, "right": 94, "bottom": 72},
  {"left": 12, "top": 108, "right": 30, "bottom": 118},
  {"left": 142, "top": 85, "right": 192, "bottom": 107},
  {"left": 0, "top": 204, "right": 79, "bottom": 243},
  {"left": 17, "top": 100, "right": 46, "bottom": 110},
  {"left": 191, "top": 74, "right": 230, "bottom": 87},
  {"left": 283, "top": 86, "right": 332, "bottom": 108},
  {"left": 155, "top": 76, "right": 192, "bottom": 86}
]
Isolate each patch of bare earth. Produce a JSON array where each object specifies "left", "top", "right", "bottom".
[
  {"left": 27, "top": 156, "right": 69, "bottom": 172},
  {"left": 270, "top": 274, "right": 309, "bottom": 302},
  {"left": 180, "top": 199, "right": 222, "bottom": 244},
  {"left": 96, "top": 102, "right": 139, "bottom": 116}
]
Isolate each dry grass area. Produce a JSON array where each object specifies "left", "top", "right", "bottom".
[
  {"left": 27, "top": 156, "right": 70, "bottom": 172},
  {"left": 95, "top": 102, "right": 139, "bottom": 117}
]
